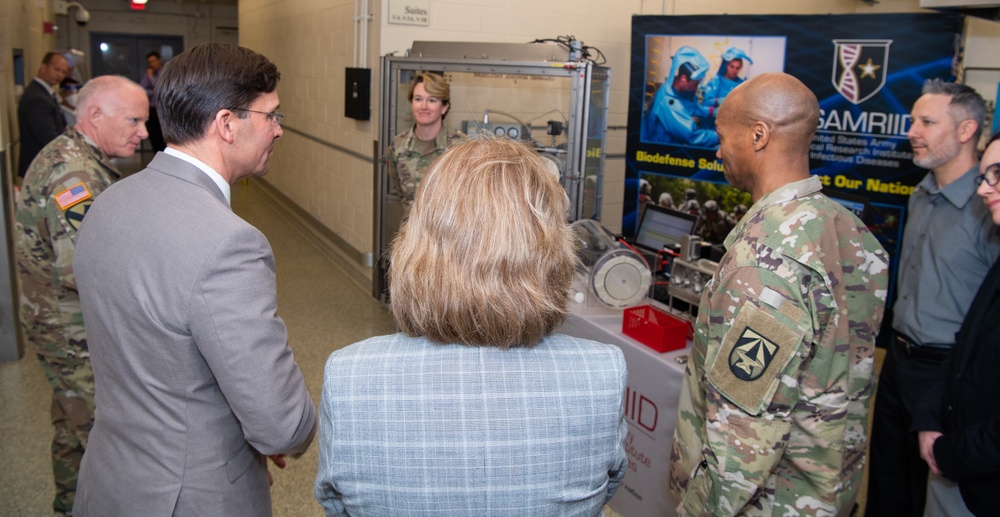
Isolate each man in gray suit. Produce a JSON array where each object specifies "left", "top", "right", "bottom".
[{"left": 72, "top": 43, "right": 316, "bottom": 517}]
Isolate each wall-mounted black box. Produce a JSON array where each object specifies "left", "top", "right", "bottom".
[{"left": 344, "top": 67, "right": 371, "bottom": 121}]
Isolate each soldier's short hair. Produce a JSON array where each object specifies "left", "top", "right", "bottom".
[
  {"left": 155, "top": 43, "right": 280, "bottom": 146},
  {"left": 922, "top": 79, "right": 987, "bottom": 141},
  {"left": 389, "top": 137, "right": 574, "bottom": 349}
]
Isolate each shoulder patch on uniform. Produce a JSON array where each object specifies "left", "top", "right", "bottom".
[
  {"left": 64, "top": 200, "right": 92, "bottom": 232},
  {"left": 707, "top": 301, "right": 805, "bottom": 415},
  {"left": 54, "top": 183, "right": 92, "bottom": 211},
  {"left": 728, "top": 327, "right": 778, "bottom": 381}
]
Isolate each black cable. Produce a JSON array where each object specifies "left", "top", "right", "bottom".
[{"left": 528, "top": 35, "right": 606, "bottom": 65}]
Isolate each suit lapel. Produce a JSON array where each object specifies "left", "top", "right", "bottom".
[{"left": 32, "top": 79, "right": 59, "bottom": 108}]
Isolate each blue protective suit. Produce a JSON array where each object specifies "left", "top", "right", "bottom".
[
  {"left": 698, "top": 47, "right": 753, "bottom": 120},
  {"left": 641, "top": 46, "right": 718, "bottom": 148}
]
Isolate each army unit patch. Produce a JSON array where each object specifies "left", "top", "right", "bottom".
[
  {"left": 728, "top": 327, "right": 779, "bottom": 381},
  {"left": 64, "top": 200, "right": 92, "bottom": 232},
  {"left": 707, "top": 300, "right": 805, "bottom": 415},
  {"left": 54, "top": 183, "right": 92, "bottom": 211}
]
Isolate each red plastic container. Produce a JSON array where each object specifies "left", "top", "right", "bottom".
[{"left": 622, "top": 305, "right": 689, "bottom": 353}]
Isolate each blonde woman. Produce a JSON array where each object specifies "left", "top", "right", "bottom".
[{"left": 316, "top": 138, "right": 628, "bottom": 516}]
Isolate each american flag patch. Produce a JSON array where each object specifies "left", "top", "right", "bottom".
[{"left": 54, "top": 183, "right": 92, "bottom": 210}]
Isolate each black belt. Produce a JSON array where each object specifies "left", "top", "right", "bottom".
[{"left": 894, "top": 333, "right": 949, "bottom": 362}]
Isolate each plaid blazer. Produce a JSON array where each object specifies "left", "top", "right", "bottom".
[{"left": 314, "top": 332, "right": 628, "bottom": 516}]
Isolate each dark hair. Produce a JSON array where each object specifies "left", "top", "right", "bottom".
[
  {"left": 42, "top": 52, "right": 63, "bottom": 65},
  {"left": 989, "top": 131, "right": 1000, "bottom": 147},
  {"left": 155, "top": 43, "right": 280, "bottom": 145},
  {"left": 676, "top": 62, "right": 696, "bottom": 80},
  {"left": 922, "top": 79, "right": 988, "bottom": 141},
  {"left": 60, "top": 77, "right": 81, "bottom": 88},
  {"left": 146, "top": 51, "right": 161, "bottom": 60}
]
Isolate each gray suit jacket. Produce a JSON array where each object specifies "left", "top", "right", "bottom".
[
  {"left": 73, "top": 153, "right": 316, "bottom": 517},
  {"left": 314, "top": 333, "right": 629, "bottom": 516}
]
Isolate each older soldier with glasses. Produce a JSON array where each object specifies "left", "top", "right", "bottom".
[{"left": 15, "top": 74, "right": 148, "bottom": 517}]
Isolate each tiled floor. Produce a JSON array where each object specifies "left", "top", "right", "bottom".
[{"left": 0, "top": 151, "right": 397, "bottom": 516}]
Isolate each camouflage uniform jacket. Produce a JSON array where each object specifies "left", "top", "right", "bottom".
[
  {"left": 16, "top": 127, "right": 122, "bottom": 358},
  {"left": 388, "top": 125, "right": 465, "bottom": 205},
  {"left": 668, "top": 176, "right": 889, "bottom": 516}
]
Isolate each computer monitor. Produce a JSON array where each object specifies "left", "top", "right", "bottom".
[{"left": 634, "top": 205, "right": 699, "bottom": 254}]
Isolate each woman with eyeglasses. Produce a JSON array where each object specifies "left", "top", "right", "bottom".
[
  {"left": 388, "top": 72, "right": 466, "bottom": 208},
  {"left": 914, "top": 131, "right": 1000, "bottom": 516}
]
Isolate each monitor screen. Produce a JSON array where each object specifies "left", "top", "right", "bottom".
[{"left": 634, "top": 205, "right": 699, "bottom": 253}]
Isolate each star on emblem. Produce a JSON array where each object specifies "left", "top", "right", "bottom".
[
  {"left": 858, "top": 58, "right": 881, "bottom": 80},
  {"left": 729, "top": 327, "right": 779, "bottom": 381}
]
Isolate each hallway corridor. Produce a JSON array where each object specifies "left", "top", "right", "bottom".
[{"left": 0, "top": 178, "right": 397, "bottom": 516}]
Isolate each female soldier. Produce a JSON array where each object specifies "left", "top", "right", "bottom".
[{"left": 389, "top": 72, "right": 465, "bottom": 207}]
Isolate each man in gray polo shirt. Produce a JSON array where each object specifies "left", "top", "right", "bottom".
[{"left": 867, "top": 80, "right": 1000, "bottom": 517}]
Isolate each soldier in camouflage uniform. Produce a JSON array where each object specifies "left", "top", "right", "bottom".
[
  {"left": 678, "top": 187, "right": 701, "bottom": 216},
  {"left": 668, "top": 73, "right": 889, "bottom": 516},
  {"left": 15, "top": 75, "right": 148, "bottom": 516},
  {"left": 389, "top": 72, "right": 466, "bottom": 207},
  {"left": 694, "top": 199, "right": 731, "bottom": 244},
  {"left": 726, "top": 204, "right": 748, "bottom": 228}
]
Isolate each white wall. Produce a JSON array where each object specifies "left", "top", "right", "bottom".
[{"left": 241, "top": 0, "right": 380, "bottom": 279}]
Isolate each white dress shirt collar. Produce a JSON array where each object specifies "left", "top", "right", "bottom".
[
  {"left": 163, "top": 147, "right": 232, "bottom": 206},
  {"left": 33, "top": 77, "right": 56, "bottom": 97}
]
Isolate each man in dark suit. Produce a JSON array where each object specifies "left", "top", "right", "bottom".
[
  {"left": 72, "top": 43, "right": 316, "bottom": 517},
  {"left": 18, "top": 52, "right": 69, "bottom": 178}
]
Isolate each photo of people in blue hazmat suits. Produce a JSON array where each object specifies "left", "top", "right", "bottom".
[
  {"left": 639, "top": 36, "right": 785, "bottom": 149},
  {"left": 641, "top": 46, "right": 718, "bottom": 147},
  {"left": 697, "top": 46, "right": 753, "bottom": 124}
]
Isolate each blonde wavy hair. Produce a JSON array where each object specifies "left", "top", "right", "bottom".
[{"left": 389, "top": 137, "right": 576, "bottom": 348}]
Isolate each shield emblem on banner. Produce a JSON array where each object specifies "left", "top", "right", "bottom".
[{"left": 832, "top": 39, "right": 892, "bottom": 105}]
